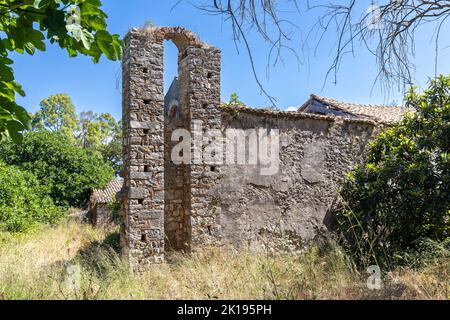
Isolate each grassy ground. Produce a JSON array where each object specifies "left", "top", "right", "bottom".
[{"left": 0, "top": 220, "right": 448, "bottom": 300}]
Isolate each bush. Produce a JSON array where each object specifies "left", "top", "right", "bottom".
[
  {"left": 337, "top": 75, "right": 450, "bottom": 267},
  {"left": 399, "top": 238, "right": 450, "bottom": 268},
  {"left": 0, "top": 131, "right": 114, "bottom": 208},
  {"left": 0, "top": 162, "right": 63, "bottom": 232}
]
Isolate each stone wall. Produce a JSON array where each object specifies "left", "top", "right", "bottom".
[
  {"left": 121, "top": 26, "right": 383, "bottom": 269},
  {"left": 121, "top": 27, "right": 222, "bottom": 269},
  {"left": 90, "top": 203, "right": 115, "bottom": 227},
  {"left": 218, "top": 108, "right": 381, "bottom": 252},
  {"left": 187, "top": 46, "right": 222, "bottom": 250},
  {"left": 121, "top": 30, "right": 166, "bottom": 268}
]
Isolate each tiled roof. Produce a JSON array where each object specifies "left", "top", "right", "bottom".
[
  {"left": 220, "top": 104, "right": 381, "bottom": 126},
  {"left": 91, "top": 178, "right": 123, "bottom": 204},
  {"left": 299, "top": 94, "right": 413, "bottom": 123}
]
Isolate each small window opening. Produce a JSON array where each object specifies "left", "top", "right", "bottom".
[
  {"left": 207, "top": 72, "right": 213, "bottom": 79},
  {"left": 144, "top": 166, "right": 151, "bottom": 172},
  {"left": 144, "top": 99, "right": 151, "bottom": 105}
]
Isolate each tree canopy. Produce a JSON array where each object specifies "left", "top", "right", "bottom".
[
  {"left": 0, "top": 161, "right": 63, "bottom": 232},
  {"left": 32, "top": 93, "right": 78, "bottom": 141},
  {"left": 31, "top": 93, "right": 122, "bottom": 171},
  {"left": 0, "top": 130, "right": 115, "bottom": 207}
]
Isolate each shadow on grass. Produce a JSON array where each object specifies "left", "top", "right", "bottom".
[
  {"left": 49, "top": 230, "right": 123, "bottom": 281},
  {"left": 73, "top": 231, "right": 122, "bottom": 278}
]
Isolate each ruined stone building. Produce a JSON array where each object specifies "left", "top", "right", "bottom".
[
  {"left": 120, "top": 26, "right": 410, "bottom": 269},
  {"left": 87, "top": 178, "right": 123, "bottom": 226}
]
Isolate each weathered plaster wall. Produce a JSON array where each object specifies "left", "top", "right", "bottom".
[{"left": 218, "top": 109, "right": 380, "bottom": 252}]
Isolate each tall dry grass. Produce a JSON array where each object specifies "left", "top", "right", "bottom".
[{"left": 0, "top": 220, "right": 448, "bottom": 300}]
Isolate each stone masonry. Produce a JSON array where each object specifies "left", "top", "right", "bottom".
[
  {"left": 121, "top": 27, "right": 221, "bottom": 269},
  {"left": 121, "top": 26, "right": 405, "bottom": 269}
]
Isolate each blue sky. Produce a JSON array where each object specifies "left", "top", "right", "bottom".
[{"left": 11, "top": 1, "right": 450, "bottom": 119}]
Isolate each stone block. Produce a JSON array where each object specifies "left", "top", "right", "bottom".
[{"left": 129, "top": 187, "right": 149, "bottom": 199}]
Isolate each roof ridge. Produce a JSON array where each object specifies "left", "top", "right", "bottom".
[
  {"left": 220, "top": 104, "right": 381, "bottom": 125},
  {"left": 310, "top": 94, "right": 404, "bottom": 109}
]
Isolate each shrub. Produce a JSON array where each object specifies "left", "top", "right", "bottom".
[
  {"left": 0, "top": 131, "right": 114, "bottom": 208},
  {"left": 337, "top": 75, "right": 450, "bottom": 267},
  {"left": 0, "top": 162, "right": 63, "bottom": 232}
]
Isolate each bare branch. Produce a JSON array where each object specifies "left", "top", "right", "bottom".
[
  {"left": 192, "top": 0, "right": 302, "bottom": 107},
  {"left": 308, "top": 0, "right": 450, "bottom": 93},
  {"left": 177, "top": 0, "right": 450, "bottom": 100}
]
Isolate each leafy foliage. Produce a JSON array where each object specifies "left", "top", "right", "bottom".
[
  {"left": 226, "top": 92, "right": 245, "bottom": 106},
  {"left": 107, "top": 199, "right": 121, "bottom": 224},
  {"left": 0, "top": 161, "right": 63, "bottom": 232},
  {"left": 77, "top": 110, "right": 122, "bottom": 171},
  {"left": 76, "top": 109, "right": 122, "bottom": 171},
  {"left": 32, "top": 93, "right": 78, "bottom": 141},
  {"left": 0, "top": 130, "right": 114, "bottom": 207},
  {"left": 31, "top": 93, "right": 122, "bottom": 171},
  {"left": 96, "top": 118, "right": 122, "bottom": 172},
  {"left": 0, "top": 0, "right": 123, "bottom": 143},
  {"left": 337, "top": 75, "right": 450, "bottom": 267},
  {"left": 78, "top": 111, "right": 119, "bottom": 149}
]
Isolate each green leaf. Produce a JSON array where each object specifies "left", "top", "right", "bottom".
[
  {"left": 80, "top": 29, "right": 94, "bottom": 50},
  {"left": 0, "top": 86, "right": 15, "bottom": 101},
  {"left": 66, "top": 23, "right": 82, "bottom": 41},
  {"left": 0, "top": 41, "right": 7, "bottom": 57},
  {"left": 43, "top": 7, "right": 66, "bottom": 37},
  {"left": 6, "top": 120, "right": 25, "bottom": 144},
  {"left": 0, "top": 57, "right": 13, "bottom": 65},
  {"left": 95, "top": 30, "right": 114, "bottom": 60},
  {"left": 6, "top": 81, "right": 26, "bottom": 97},
  {"left": 24, "top": 42, "right": 36, "bottom": 55},
  {"left": 96, "top": 31, "right": 122, "bottom": 61},
  {"left": 28, "top": 29, "right": 46, "bottom": 52},
  {"left": 86, "top": 42, "right": 102, "bottom": 63},
  {"left": 80, "top": 2, "right": 104, "bottom": 17},
  {"left": 85, "top": 16, "right": 107, "bottom": 30},
  {"left": 33, "top": 0, "right": 52, "bottom": 9},
  {"left": 13, "top": 104, "right": 32, "bottom": 130},
  {"left": 0, "top": 63, "right": 14, "bottom": 82},
  {"left": 66, "top": 24, "right": 94, "bottom": 50}
]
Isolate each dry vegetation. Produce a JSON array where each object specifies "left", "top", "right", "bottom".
[{"left": 0, "top": 220, "right": 448, "bottom": 300}]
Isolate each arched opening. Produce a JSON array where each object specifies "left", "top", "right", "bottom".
[
  {"left": 163, "top": 39, "right": 192, "bottom": 252},
  {"left": 164, "top": 41, "right": 178, "bottom": 95}
]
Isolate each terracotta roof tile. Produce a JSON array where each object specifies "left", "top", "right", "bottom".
[
  {"left": 220, "top": 104, "right": 381, "bottom": 125},
  {"left": 91, "top": 178, "right": 123, "bottom": 204},
  {"left": 299, "top": 94, "right": 414, "bottom": 124}
]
